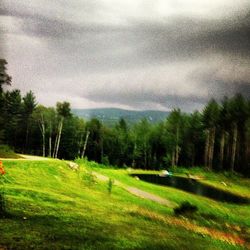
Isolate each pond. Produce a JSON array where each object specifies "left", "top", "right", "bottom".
[{"left": 131, "top": 174, "right": 250, "bottom": 204}]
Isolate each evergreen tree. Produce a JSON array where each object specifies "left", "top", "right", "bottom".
[
  {"left": 22, "top": 91, "right": 37, "bottom": 152},
  {"left": 0, "top": 59, "right": 11, "bottom": 143},
  {"left": 202, "top": 99, "right": 219, "bottom": 169}
]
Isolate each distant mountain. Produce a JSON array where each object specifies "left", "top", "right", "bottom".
[{"left": 72, "top": 108, "right": 170, "bottom": 126}]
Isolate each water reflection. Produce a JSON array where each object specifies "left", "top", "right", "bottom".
[{"left": 131, "top": 174, "right": 250, "bottom": 204}]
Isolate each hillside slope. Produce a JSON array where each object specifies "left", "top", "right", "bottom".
[{"left": 0, "top": 159, "right": 248, "bottom": 249}]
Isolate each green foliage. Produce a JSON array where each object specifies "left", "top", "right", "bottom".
[
  {"left": 202, "top": 99, "right": 220, "bottom": 128},
  {"left": 81, "top": 170, "right": 96, "bottom": 186},
  {"left": 0, "top": 191, "right": 6, "bottom": 218},
  {"left": 102, "top": 155, "right": 110, "bottom": 166},
  {"left": 56, "top": 101, "right": 72, "bottom": 118},
  {"left": 0, "top": 59, "right": 11, "bottom": 92},
  {"left": 23, "top": 91, "right": 37, "bottom": 116},
  {"left": 0, "top": 145, "right": 21, "bottom": 158},
  {"left": 174, "top": 201, "right": 198, "bottom": 216},
  {"left": 107, "top": 178, "right": 114, "bottom": 194}
]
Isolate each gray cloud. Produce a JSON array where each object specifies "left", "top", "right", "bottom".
[{"left": 1, "top": 1, "right": 250, "bottom": 111}]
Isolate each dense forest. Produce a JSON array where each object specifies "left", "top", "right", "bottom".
[{"left": 1, "top": 59, "right": 250, "bottom": 175}]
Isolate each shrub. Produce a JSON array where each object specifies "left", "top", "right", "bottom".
[
  {"left": 82, "top": 171, "right": 96, "bottom": 186},
  {"left": 107, "top": 178, "right": 114, "bottom": 194},
  {"left": 174, "top": 201, "right": 198, "bottom": 216},
  {"left": 0, "top": 160, "right": 6, "bottom": 218}
]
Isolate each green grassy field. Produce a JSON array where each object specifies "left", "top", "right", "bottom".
[{"left": 0, "top": 158, "right": 249, "bottom": 249}]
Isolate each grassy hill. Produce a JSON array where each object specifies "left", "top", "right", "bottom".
[
  {"left": 72, "top": 108, "right": 170, "bottom": 126},
  {"left": 0, "top": 158, "right": 249, "bottom": 249}
]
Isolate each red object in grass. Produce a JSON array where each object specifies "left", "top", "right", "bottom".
[
  {"left": 0, "top": 167, "right": 5, "bottom": 175},
  {"left": 0, "top": 161, "right": 5, "bottom": 175}
]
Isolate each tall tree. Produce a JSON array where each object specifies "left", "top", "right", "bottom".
[
  {"left": 22, "top": 91, "right": 37, "bottom": 152},
  {"left": 85, "top": 118, "right": 103, "bottom": 162},
  {"left": 132, "top": 119, "right": 152, "bottom": 169},
  {"left": 183, "top": 111, "right": 203, "bottom": 166},
  {"left": 32, "top": 106, "right": 56, "bottom": 157},
  {"left": 218, "top": 97, "right": 231, "bottom": 170},
  {"left": 3, "top": 90, "right": 22, "bottom": 148},
  {"left": 202, "top": 99, "right": 219, "bottom": 169},
  {"left": 53, "top": 102, "right": 71, "bottom": 158},
  {"left": 166, "top": 109, "right": 183, "bottom": 167},
  {"left": 114, "top": 118, "right": 131, "bottom": 166},
  {"left": 0, "top": 59, "right": 11, "bottom": 93},
  {"left": 0, "top": 59, "right": 11, "bottom": 143},
  {"left": 229, "top": 94, "right": 248, "bottom": 172}
]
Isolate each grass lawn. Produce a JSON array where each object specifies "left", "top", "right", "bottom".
[{"left": 0, "top": 158, "right": 249, "bottom": 249}]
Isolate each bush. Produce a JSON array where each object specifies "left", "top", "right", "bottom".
[
  {"left": 82, "top": 171, "right": 96, "bottom": 186},
  {"left": 174, "top": 201, "right": 198, "bottom": 216},
  {"left": 102, "top": 155, "right": 110, "bottom": 166},
  {"left": 0, "top": 145, "right": 20, "bottom": 158},
  {"left": 107, "top": 178, "right": 114, "bottom": 194},
  {"left": 0, "top": 192, "right": 6, "bottom": 218}
]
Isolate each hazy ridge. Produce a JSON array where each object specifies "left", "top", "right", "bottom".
[{"left": 72, "top": 108, "right": 170, "bottom": 125}]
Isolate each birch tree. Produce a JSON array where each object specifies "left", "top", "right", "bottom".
[{"left": 53, "top": 102, "right": 71, "bottom": 158}]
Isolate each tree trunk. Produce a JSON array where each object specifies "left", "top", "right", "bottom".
[
  {"left": 48, "top": 121, "right": 52, "bottom": 158},
  {"left": 175, "top": 126, "right": 179, "bottom": 166},
  {"left": 191, "top": 145, "right": 195, "bottom": 167},
  {"left": 81, "top": 130, "right": 90, "bottom": 158},
  {"left": 101, "top": 138, "right": 104, "bottom": 164},
  {"left": 52, "top": 128, "right": 59, "bottom": 158},
  {"left": 42, "top": 128, "right": 45, "bottom": 157},
  {"left": 204, "top": 129, "right": 210, "bottom": 167},
  {"left": 208, "top": 127, "right": 215, "bottom": 169},
  {"left": 25, "top": 119, "right": 29, "bottom": 153},
  {"left": 54, "top": 117, "right": 63, "bottom": 159},
  {"left": 175, "top": 146, "right": 180, "bottom": 166},
  {"left": 171, "top": 150, "right": 175, "bottom": 167},
  {"left": 219, "top": 130, "right": 225, "bottom": 170},
  {"left": 48, "top": 136, "right": 52, "bottom": 158},
  {"left": 38, "top": 114, "right": 45, "bottom": 157},
  {"left": 236, "top": 133, "right": 240, "bottom": 171},
  {"left": 230, "top": 123, "right": 238, "bottom": 172},
  {"left": 144, "top": 141, "right": 147, "bottom": 169},
  {"left": 132, "top": 141, "right": 137, "bottom": 168},
  {"left": 225, "top": 132, "right": 230, "bottom": 168},
  {"left": 78, "top": 133, "right": 83, "bottom": 156}
]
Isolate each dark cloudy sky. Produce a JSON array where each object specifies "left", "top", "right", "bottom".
[{"left": 0, "top": 0, "right": 250, "bottom": 111}]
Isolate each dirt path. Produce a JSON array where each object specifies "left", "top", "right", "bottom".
[
  {"left": 93, "top": 171, "right": 174, "bottom": 207},
  {"left": 0, "top": 154, "right": 50, "bottom": 161}
]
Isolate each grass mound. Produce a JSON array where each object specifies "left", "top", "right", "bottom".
[{"left": 0, "top": 145, "right": 22, "bottom": 159}]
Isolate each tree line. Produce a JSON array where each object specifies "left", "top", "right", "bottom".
[{"left": 1, "top": 59, "right": 250, "bottom": 175}]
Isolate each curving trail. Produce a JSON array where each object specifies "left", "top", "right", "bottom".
[
  {"left": 92, "top": 171, "right": 174, "bottom": 207},
  {"left": 0, "top": 154, "right": 50, "bottom": 161}
]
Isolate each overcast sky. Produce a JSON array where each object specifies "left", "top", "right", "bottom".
[{"left": 0, "top": 0, "right": 250, "bottom": 111}]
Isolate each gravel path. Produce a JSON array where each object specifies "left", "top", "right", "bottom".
[
  {"left": 93, "top": 171, "right": 174, "bottom": 207},
  {"left": 0, "top": 154, "right": 50, "bottom": 160}
]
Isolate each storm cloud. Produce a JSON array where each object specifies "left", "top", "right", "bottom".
[{"left": 0, "top": 0, "right": 250, "bottom": 111}]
